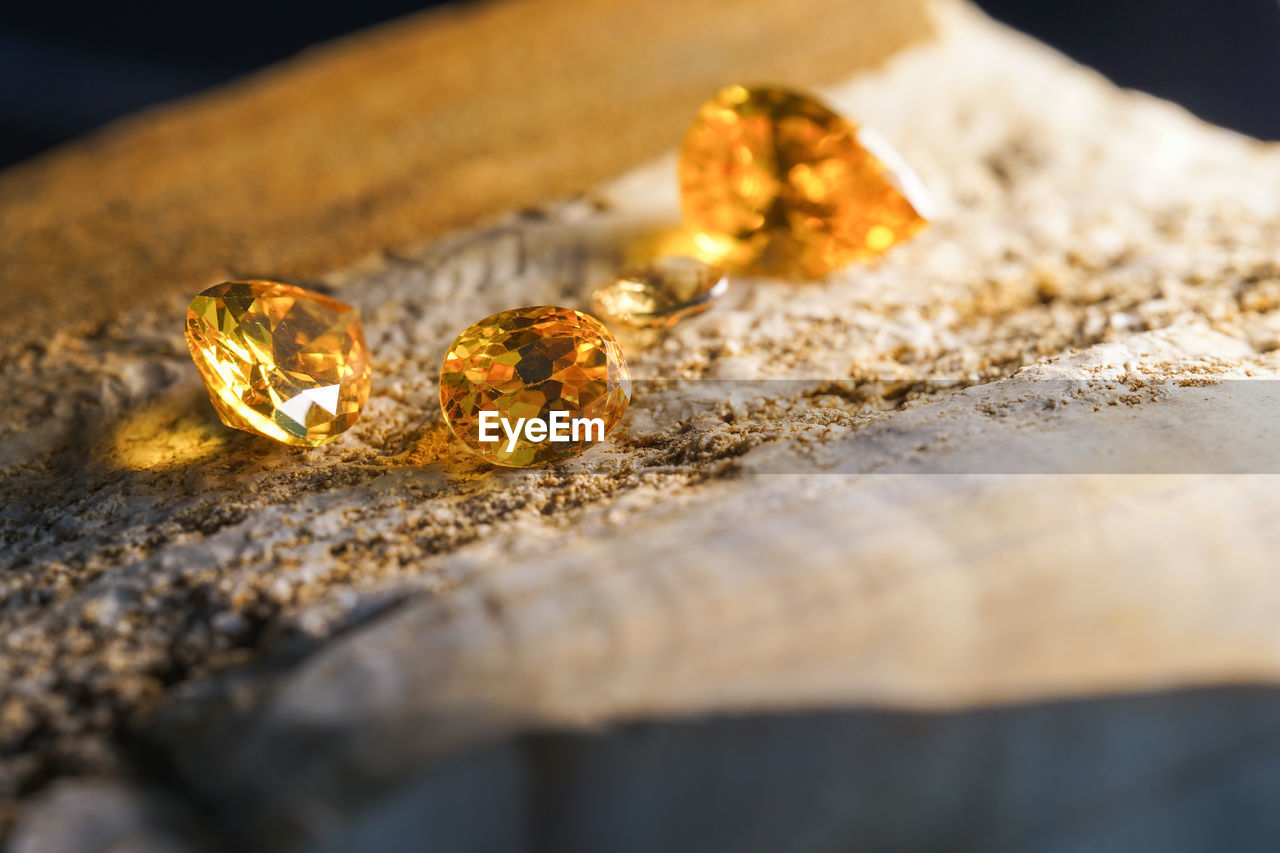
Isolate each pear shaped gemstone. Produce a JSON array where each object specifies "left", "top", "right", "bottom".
[{"left": 680, "top": 85, "right": 931, "bottom": 277}]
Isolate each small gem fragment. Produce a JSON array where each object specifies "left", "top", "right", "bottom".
[
  {"left": 679, "top": 84, "right": 932, "bottom": 277},
  {"left": 590, "top": 256, "right": 728, "bottom": 330},
  {"left": 439, "top": 306, "right": 631, "bottom": 467},
  {"left": 185, "top": 280, "right": 371, "bottom": 447}
]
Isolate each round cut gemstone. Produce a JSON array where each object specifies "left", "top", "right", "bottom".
[
  {"left": 590, "top": 256, "right": 728, "bottom": 330},
  {"left": 185, "top": 280, "right": 371, "bottom": 447},
  {"left": 439, "top": 306, "right": 631, "bottom": 467},
  {"left": 680, "top": 84, "right": 932, "bottom": 277}
]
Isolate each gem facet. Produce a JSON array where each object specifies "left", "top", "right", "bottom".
[
  {"left": 185, "top": 280, "right": 371, "bottom": 447},
  {"left": 590, "top": 256, "right": 728, "bottom": 330},
  {"left": 439, "top": 306, "right": 631, "bottom": 467},
  {"left": 679, "top": 84, "right": 931, "bottom": 277}
]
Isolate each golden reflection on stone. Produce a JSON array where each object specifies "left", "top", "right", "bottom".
[
  {"left": 619, "top": 226, "right": 726, "bottom": 268},
  {"left": 100, "top": 386, "right": 233, "bottom": 471}
]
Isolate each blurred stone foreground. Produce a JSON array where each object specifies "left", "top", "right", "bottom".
[{"left": 5, "top": 0, "right": 1280, "bottom": 850}]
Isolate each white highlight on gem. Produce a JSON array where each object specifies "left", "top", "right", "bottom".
[
  {"left": 278, "top": 384, "right": 342, "bottom": 426},
  {"left": 308, "top": 384, "right": 342, "bottom": 415},
  {"left": 477, "top": 410, "right": 607, "bottom": 452}
]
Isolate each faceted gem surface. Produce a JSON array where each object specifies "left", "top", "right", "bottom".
[
  {"left": 680, "top": 84, "right": 932, "bottom": 277},
  {"left": 439, "top": 306, "right": 631, "bottom": 467},
  {"left": 185, "top": 280, "right": 371, "bottom": 447},
  {"left": 590, "top": 256, "right": 729, "bottom": 330}
]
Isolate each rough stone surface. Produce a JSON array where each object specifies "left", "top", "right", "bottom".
[
  {"left": 9, "top": 781, "right": 191, "bottom": 853},
  {"left": 4, "top": 0, "right": 1280, "bottom": 848}
]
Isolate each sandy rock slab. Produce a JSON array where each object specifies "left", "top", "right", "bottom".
[{"left": 5, "top": 1, "right": 1280, "bottom": 849}]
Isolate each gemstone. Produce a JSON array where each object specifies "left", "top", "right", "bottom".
[
  {"left": 439, "top": 306, "right": 631, "bottom": 467},
  {"left": 590, "top": 256, "right": 728, "bottom": 330},
  {"left": 185, "top": 280, "right": 371, "bottom": 447},
  {"left": 679, "top": 84, "right": 932, "bottom": 277}
]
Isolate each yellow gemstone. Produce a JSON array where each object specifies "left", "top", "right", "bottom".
[
  {"left": 590, "top": 256, "right": 728, "bottom": 330},
  {"left": 439, "top": 306, "right": 631, "bottom": 467},
  {"left": 679, "top": 84, "right": 932, "bottom": 277},
  {"left": 185, "top": 280, "right": 371, "bottom": 447}
]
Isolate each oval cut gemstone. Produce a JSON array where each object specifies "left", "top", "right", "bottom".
[
  {"left": 590, "top": 256, "right": 728, "bottom": 330},
  {"left": 680, "top": 84, "right": 932, "bottom": 277},
  {"left": 185, "top": 280, "right": 372, "bottom": 447},
  {"left": 439, "top": 306, "right": 631, "bottom": 467}
]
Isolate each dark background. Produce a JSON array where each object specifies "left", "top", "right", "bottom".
[{"left": 0, "top": 0, "right": 1277, "bottom": 169}]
